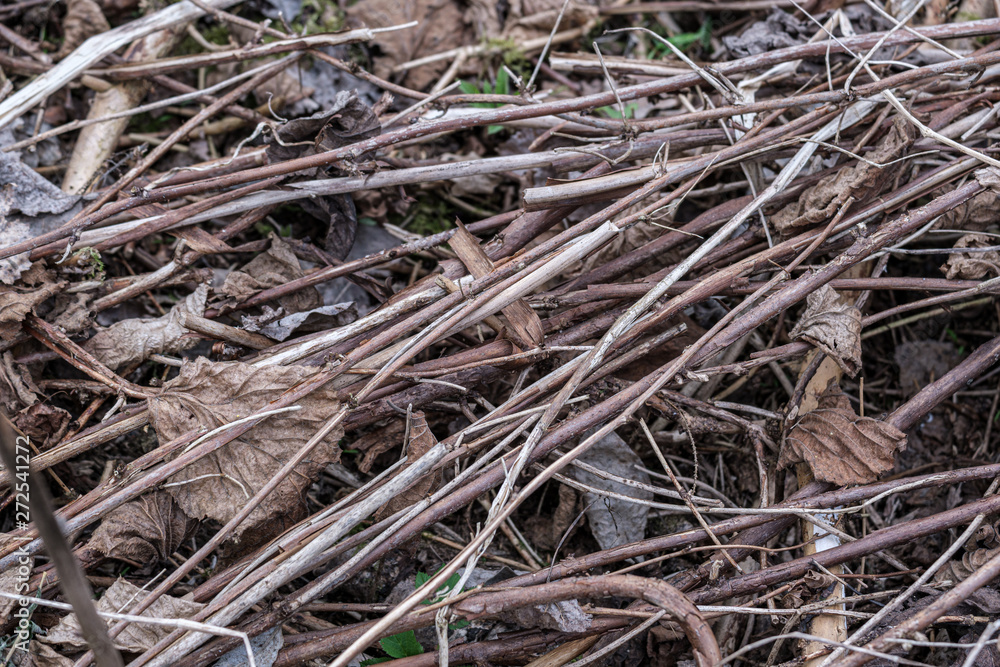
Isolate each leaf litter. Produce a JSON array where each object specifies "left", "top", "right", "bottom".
[
  {"left": 148, "top": 357, "right": 343, "bottom": 554},
  {"left": 2, "top": 2, "right": 1000, "bottom": 667}
]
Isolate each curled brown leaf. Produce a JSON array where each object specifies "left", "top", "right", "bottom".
[
  {"left": 355, "top": 419, "right": 406, "bottom": 473},
  {"left": 375, "top": 411, "right": 439, "bottom": 520},
  {"left": 772, "top": 118, "right": 917, "bottom": 234},
  {"left": 84, "top": 284, "right": 207, "bottom": 370},
  {"left": 779, "top": 381, "right": 906, "bottom": 485},
  {"left": 13, "top": 403, "right": 71, "bottom": 448},
  {"left": 0, "top": 350, "right": 41, "bottom": 412},
  {"left": 789, "top": 284, "right": 863, "bottom": 377},
  {"left": 0, "top": 281, "right": 63, "bottom": 340},
  {"left": 941, "top": 233, "right": 1000, "bottom": 280}
]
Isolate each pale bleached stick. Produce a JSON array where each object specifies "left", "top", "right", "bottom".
[{"left": 0, "top": 0, "right": 242, "bottom": 130}]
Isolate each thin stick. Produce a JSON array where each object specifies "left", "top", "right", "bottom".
[{"left": 0, "top": 412, "right": 124, "bottom": 667}]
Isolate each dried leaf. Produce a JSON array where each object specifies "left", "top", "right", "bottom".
[
  {"left": 265, "top": 90, "right": 379, "bottom": 163},
  {"left": 13, "top": 403, "right": 71, "bottom": 448},
  {"left": 170, "top": 226, "right": 233, "bottom": 255},
  {"left": 304, "top": 193, "right": 358, "bottom": 261},
  {"left": 0, "top": 148, "right": 80, "bottom": 282},
  {"left": 725, "top": 5, "right": 888, "bottom": 56},
  {"left": 0, "top": 554, "right": 32, "bottom": 621},
  {"left": 975, "top": 166, "right": 1000, "bottom": 194},
  {"left": 58, "top": 0, "right": 110, "bottom": 59},
  {"left": 568, "top": 429, "right": 651, "bottom": 551},
  {"left": 19, "top": 262, "right": 52, "bottom": 287},
  {"left": 84, "top": 284, "right": 207, "bottom": 370},
  {"left": 778, "top": 572, "right": 835, "bottom": 611},
  {"left": 937, "top": 547, "right": 1000, "bottom": 603},
  {"left": 221, "top": 234, "right": 321, "bottom": 314},
  {"left": 87, "top": 492, "right": 197, "bottom": 571},
  {"left": 376, "top": 411, "right": 439, "bottom": 520},
  {"left": 265, "top": 88, "right": 378, "bottom": 261},
  {"left": 968, "top": 585, "right": 1000, "bottom": 614},
  {"left": 942, "top": 233, "right": 1000, "bottom": 280},
  {"left": 148, "top": 357, "right": 342, "bottom": 552},
  {"left": 950, "top": 632, "right": 1000, "bottom": 667},
  {"left": 48, "top": 292, "right": 93, "bottom": 334},
  {"left": 346, "top": 0, "right": 473, "bottom": 91},
  {"left": 257, "top": 303, "right": 357, "bottom": 342},
  {"left": 779, "top": 381, "right": 906, "bottom": 485},
  {"left": 0, "top": 281, "right": 63, "bottom": 340},
  {"left": 0, "top": 351, "right": 41, "bottom": 412},
  {"left": 0, "top": 222, "right": 32, "bottom": 286},
  {"left": 454, "top": 567, "right": 593, "bottom": 633},
  {"left": 499, "top": 593, "right": 593, "bottom": 633},
  {"left": 0, "top": 157, "right": 79, "bottom": 217},
  {"left": 934, "top": 189, "right": 999, "bottom": 232},
  {"left": 789, "top": 284, "right": 863, "bottom": 377},
  {"left": 772, "top": 118, "right": 918, "bottom": 234},
  {"left": 11, "top": 641, "right": 73, "bottom": 667},
  {"left": 0, "top": 141, "right": 80, "bottom": 285},
  {"left": 314, "top": 95, "right": 381, "bottom": 153},
  {"left": 42, "top": 578, "right": 202, "bottom": 652},
  {"left": 354, "top": 419, "right": 406, "bottom": 473},
  {"left": 239, "top": 305, "right": 284, "bottom": 332},
  {"left": 723, "top": 10, "right": 811, "bottom": 57}
]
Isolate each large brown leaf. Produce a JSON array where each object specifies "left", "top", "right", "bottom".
[
  {"left": 789, "top": 284, "right": 863, "bottom": 377},
  {"left": 779, "top": 381, "right": 906, "bottom": 485},
  {"left": 87, "top": 492, "right": 197, "bottom": 571},
  {"left": 41, "top": 578, "right": 202, "bottom": 652},
  {"left": 84, "top": 284, "right": 207, "bottom": 370},
  {"left": 147, "top": 357, "right": 342, "bottom": 551}
]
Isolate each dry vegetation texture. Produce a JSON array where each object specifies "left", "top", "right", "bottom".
[{"left": 8, "top": 0, "right": 1000, "bottom": 666}]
